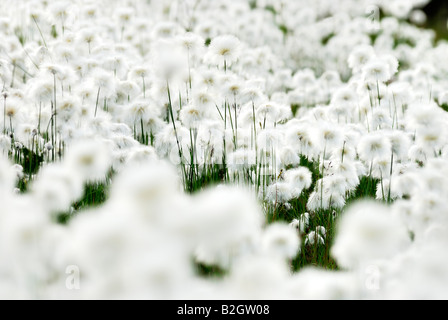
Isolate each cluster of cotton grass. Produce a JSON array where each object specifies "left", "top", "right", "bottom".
[{"left": 1, "top": 0, "right": 448, "bottom": 299}]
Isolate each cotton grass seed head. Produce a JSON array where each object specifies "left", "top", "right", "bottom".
[
  {"left": 180, "top": 104, "right": 204, "bottom": 129},
  {"left": 261, "top": 223, "right": 301, "bottom": 259},
  {"left": 348, "top": 45, "right": 375, "bottom": 73},
  {"left": 285, "top": 167, "right": 312, "bottom": 195},
  {"left": 332, "top": 201, "right": 411, "bottom": 269},
  {"left": 207, "top": 34, "right": 241, "bottom": 67},
  {"left": 65, "top": 139, "right": 112, "bottom": 183},
  {"left": 357, "top": 133, "right": 392, "bottom": 163},
  {"left": 362, "top": 59, "right": 392, "bottom": 84},
  {"left": 289, "top": 212, "right": 310, "bottom": 234},
  {"left": 31, "top": 164, "right": 84, "bottom": 213},
  {"left": 110, "top": 161, "right": 181, "bottom": 219}
]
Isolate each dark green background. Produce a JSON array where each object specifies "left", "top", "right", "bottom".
[{"left": 423, "top": 1, "right": 448, "bottom": 40}]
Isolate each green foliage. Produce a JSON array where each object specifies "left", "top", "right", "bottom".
[
  {"left": 393, "top": 36, "right": 416, "bottom": 49},
  {"left": 278, "top": 24, "right": 289, "bottom": 37},
  {"left": 9, "top": 129, "right": 384, "bottom": 277},
  {"left": 190, "top": 153, "right": 383, "bottom": 277},
  {"left": 346, "top": 176, "right": 379, "bottom": 205},
  {"left": 185, "top": 163, "right": 229, "bottom": 194},
  {"left": 440, "top": 103, "right": 448, "bottom": 113},
  {"left": 21, "top": 147, "right": 44, "bottom": 176},
  {"left": 264, "top": 5, "right": 277, "bottom": 15},
  {"left": 14, "top": 28, "right": 26, "bottom": 45},
  {"left": 321, "top": 33, "right": 335, "bottom": 45},
  {"left": 55, "top": 182, "right": 110, "bottom": 225},
  {"left": 292, "top": 210, "right": 339, "bottom": 271},
  {"left": 74, "top": 182, "right": 109, "bottom": 210},
  {"left": 195, "top": 262, "right": 228, "bottom": 278},
  {"left": 51, "top": 25, "right": 58, "bottom": 38},
  {"left": 249, "top": 0, "right": 257, "bottom": 10}
]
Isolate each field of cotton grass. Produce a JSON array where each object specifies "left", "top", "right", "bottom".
[{"left": 1, "top": 0, "right": 448, "bottom": 300}]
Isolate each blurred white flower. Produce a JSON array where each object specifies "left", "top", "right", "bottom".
[
  {"left": 348, "top": 45, "right": 375, "bottom": 73},
  {"left": 65, "top": 139, "right": 112, "bottom": 182},
  {"left": 305, "top": 230, "right": 325, "bottom": 246},
  {"left": 31, "top": 164, "right": 84, "bottom": 213},
  {"left": 261, "top": 223, "right": 301, "bottom": 259},
  {"left": 206, "top": 35, "right": 241, "bottom": 68},
  {"left": 362, "top": 60, "right": 392, "bottom": 84},
  {"left": 357, "top": 132, "right": 392, "bottom": 164},
  {"left": 332, "top": 201, "right": 411, "bottom": 269},
  {"left": 290, "top": 212, "right": 310, "bottom": 234},
  {"left": 285, "top": 167, "right": 313, "bottom": 198}
]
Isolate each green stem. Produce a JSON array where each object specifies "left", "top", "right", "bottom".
[
  {"left": 167, "top": 80, "right": 186, "bottom": 184},
  {"left": 234, "top": 95, "right": 238, "bottom": 147},
  {"left": 188, "top": 49, "right": 192, "bottom": 90},
  {"left": 252, "top": 100, "right": 258, "bottom": 180},
  {"left": 11, "top": 63, "right": 16, "bottom": 88},
  {"left": 53, "top": 74, "right": 57, "bottom": 161},
  {"left": 215, "top": 104, "right": 224, "bottom": 121},
  {"left": 50, "top": 101, "right": 55, "bottom": 161},
  {"left": 94, "top": 86, "right": 101, "bottom": 117},
  {"left": 388, "top": 153, "right": 394, "bottom": 203},
  {"left": 140, "top": 118, "right": 145, "bottom": 144},
  {"left": 3, "top": 95, "right": 6, "bottom": 134},
  {"left": 37, "top": 101, "right": 41, "bottom": 135},
  {"left": 32, "top": 16, "right": 48, "bottom": 48},
  {"left": 189, "top": 128, "right": 195, "bottom": 192},
  {"left": 320, "top": 146, "right": 326, "bottom": 209},
  {"left": 226, "top": 101, "right": 235, "bottom": 148},
  {"left": 9, "top": 116, "right": 13, "bottom": 138},
  {"left": 376, "top": 79, "right": 381, "bottom": 107}
]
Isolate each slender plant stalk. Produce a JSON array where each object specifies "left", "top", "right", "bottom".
[
  {"left": 140, "top": 118, "right": 145, "bottom": 145},
  {"left": 166, "top": 80, "right": 186, "bottom": 185},
  {"left": 53, "top": 73, "right": 57, "bottom": 161},
  {"left": 388, "top": 152, "right": 394, "bottom": 203},
  {"left": 252, "top": 100, "right": 258, "bottom": 182},
  {"left": 320, "top": 146, "right": 327, "bottom": 209},
  {"left": 376, "top": 79, "right": 381, "bottom": 107},
  {"left": 226, "top": 101, "right": 235, "bottom": 148},
  {"left": 32, "top": 16, "right": 48, "bottom": 48},
  {"left": 3, "top": 95, "right": 6, "bottom": 134},
  {"left": 50, "top": 101, "right": 55, "bottom": 161},
  {"left": 187, "top": 49, "right": 192, "bottom": 90},
  {"left": 11, "top": 63, "right": 16, "bottom": 88},
  {"left": 37, "top": 102, "right": 42, "bottom": 135},
  {"left": 234, "top": 95, "right": 238, "bottom": 147},
  {"left": 94, "top": 86, "right": 101, "bottom": 117}
]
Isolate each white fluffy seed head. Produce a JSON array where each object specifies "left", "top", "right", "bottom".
[
  {"left": 179, "top": 104, "right": 204, "bottom": 129},
  {"left": 261, "top": 223, "right": 301, "bottom": 259},
  {"left": 207, "top": 34, "right": 241, "bottom": 67},
  {"left": 348, "top": 45, "right": 375, "bottom": 73},
  {"left": 265, "top": 182, "right": 292, "bottom": 204},
  {"left": 289, "top": 212, "right": 310, "bottom": 234},
  {"left": 109, "top": 160, "right": 181, "bottom": 219},
  {"left": 285, "top": 167, "right": 313, "bottom": 197},
  {"left": 191, "top": 185, "right": 264, "bottom": 267},
  {"left": 332, "top": 201, "right": 411, "bottom": 269},
  {"left": 65, "top": 139, "right": 112, "bottom": 183},
  {"left": 357, "top": 133, "right": 392, "bottom": 163},
  {"left": 31, "top": 164, "right": 84, "bottom": 213},
  {"left": 362, "top": 59, "right": 392, "bottom": 83}
]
